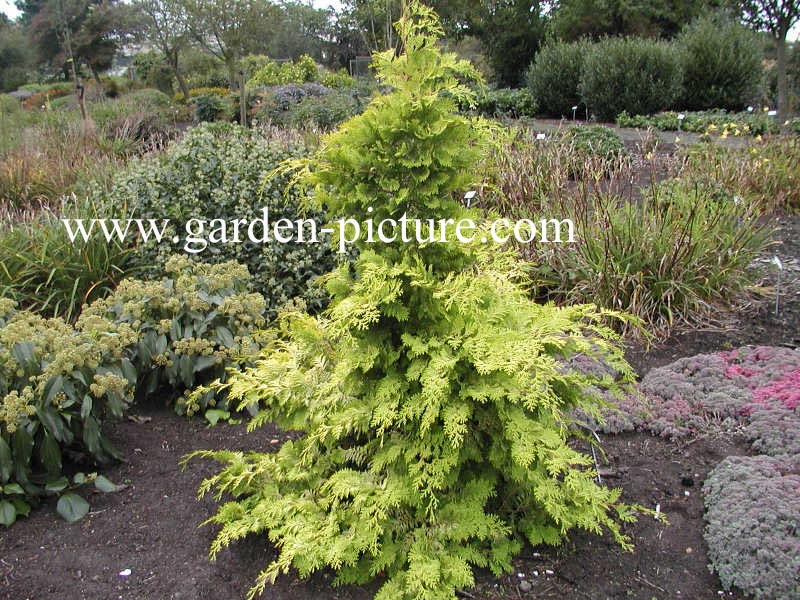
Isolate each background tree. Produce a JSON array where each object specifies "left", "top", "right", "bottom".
[
  {"left": 0, "top": 16, "right": 35, "bottom": 91},
  {"left": 181, "top": 0, "right": 281, "bottom": 86},
  {"left": 135, "top": 0, "right": 191, "bottom": 97},
  {"left": 740, "top": 0, "right": 800, "bottom": 118},
  {"left": 549, "top": 0, "right": 728, "bottom": 40},
  {"left": 28, "top": 0, "right": 134, "bottom": 82},
  {"left": 340, "top": 0, "right": 403, "bottom": 52},
  {"left": 267, "top": 1, "right": 335, "bottom": 62},
  {"left": 468, "top": 0, "right": 546, "bottom": 86}
]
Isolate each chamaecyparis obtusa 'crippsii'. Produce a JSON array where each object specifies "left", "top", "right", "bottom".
[{"left": 189, "top": 3, "right": 641, "bottom": 599}]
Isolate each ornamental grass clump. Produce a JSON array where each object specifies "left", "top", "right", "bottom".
[{"left": 190, "top": 4, "right": 640, "bottom": 599}]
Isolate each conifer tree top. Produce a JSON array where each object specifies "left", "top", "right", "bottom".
[{"left": 299, "top": 0, "right": 497, "bottom": 259}]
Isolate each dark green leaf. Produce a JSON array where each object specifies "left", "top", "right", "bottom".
[
  {"left": 0, "top": 500, "right": 16, "bottom": 526},
  {"left": 169, "top": 319, "right": 182, "bottom": 340},
  {"left": 94, "top": 475, "right": 122, "bottom": 493},
  {"left": 43, "top": 375, "right": 64, "bottom": 405},
  {"left": 121, "top": 358, "right": 138, "bottom": 385},
  {"left": 81, "top": 395, "right": 93, "bottom": 420},
  {"left": 57, "top": 493, "right": 90, "bottom": 523},
  {"left": 83, "top": 416, "right": 101, "bottom": 458},
  {"left": 194, "top": 355, "right": 218, "bottom": 373},
  {"left": 12, "top": 428, "right": 33, "bottom": 479},
  {"left": 45, "top": 476, "right": 69, "bottom": 493},
  {"left": 3, "top": 483, "right": 24, "bottom": 495},
  {"left": 155, "top": 334, "right": 168, "bottom": 355},
  {"left": 179, "top": 355, "right": 194, "bottom": 387},
  {"left": 11, "top": 341, "right": 36, "bottom": 371},
  {"left": 0, "top": 437, "right": 12, "bottom": 482},
  {"left": 39, "top": 433, "right": 62, "bottom": 476},
  {"left": 11, "top": 498, "right": 30, "bottom": 518},
  {"left": 215, "top": 326, "right": 235, "bottom": 348},
  {"left": 36, "top": 405, "right": 67, "bottom": 443}
]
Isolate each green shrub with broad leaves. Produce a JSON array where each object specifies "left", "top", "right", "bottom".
[
  {"left": 0, "top": 298, "right": 137, "bottom": 525},
  {"left": 189, "top": 4, "right": 640, "bottom": 600},
  {"left": 112, "top": 122, "right": 338, "bottom": 317},
  {"left": 579, "top": 37, "right": 682, "bottom": 121},
  {"left": 81, "top": 256, "right": 266, "bottom": 415},
  {"left": 0, "top": 257, "right": 269, "bottom": 525},
  {"left": 527, "top": 39, "right": 587, "bottom": 117},
  {"left": 677, "top": 12, "right": 762, "bottom": 111}
]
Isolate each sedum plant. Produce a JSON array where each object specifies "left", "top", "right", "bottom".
[{"left": 191, "top": 3, "right": 639, "bottom": 599}]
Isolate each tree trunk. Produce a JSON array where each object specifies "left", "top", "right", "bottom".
[
  {"left": 776, "top": 28, "right": 788, "bottom": 124},
  {"left": 170, "top": 53, "right": 190, "bottom": 99}
]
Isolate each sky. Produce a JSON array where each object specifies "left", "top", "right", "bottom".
[{"left": 2, "top": 0, "right": 797, "bottom": 40}]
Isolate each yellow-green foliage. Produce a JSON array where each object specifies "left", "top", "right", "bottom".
[
  {"left": 191, "top": 4, "right": 639, "bottom": 599},
  {"left": 247, "top": 55, "right": 319, "bottom": 87}
]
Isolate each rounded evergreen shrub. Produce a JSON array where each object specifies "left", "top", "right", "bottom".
[
  {"left": 107, "top": 122, "right": 338, "bottom": 318},
  {"left": 579, "top": 37, "right": 683, "bottom": 121},
  {"left": 527, "top": 39, "right": 587, "bottom": 117},
  {"left": 677, "top": 12, "right": 763, "bottom": 111}
]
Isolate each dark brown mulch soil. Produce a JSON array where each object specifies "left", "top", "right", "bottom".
[{"left": 0, "top": 408, "right": 752, "bottom": 600}]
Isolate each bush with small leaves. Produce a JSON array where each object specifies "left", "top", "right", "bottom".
[
  {"left": 290, "top": 89, "right": 365, "bottom": 130},
  {"left": 703, "top": 454, "right": 800, "bottom": 600},
  {"left": 579, "top": 37, "right": 682, "bottom": 121},
  {"left": 677, "top": 12, "right": 762, "bottom": 111},
  {"left": 527, "top": 40, "right": 587, "bottom": 117},
  {"left": 472, "top": 88, "right": 537, "bottom": 118},
  {"left": 110, "top": 122, "right": 338, "bottom": 317},
  {"left": 252, "top": 83, "right": 331, "bottom": 126}
]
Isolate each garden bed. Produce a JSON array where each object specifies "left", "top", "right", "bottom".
[{"left": 3, "top": 214, "right": 797, "bottom": 599}]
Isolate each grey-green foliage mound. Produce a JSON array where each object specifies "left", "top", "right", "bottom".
[
  {"left": 703, "top": 454, "right": 800, "bottom": 600},
  {"left": 107, "top": 122, "right": 338, "bottom": 318}
]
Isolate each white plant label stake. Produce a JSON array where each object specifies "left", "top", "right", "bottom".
[
  {"left": 772, "top": 256, "right": 783, "bottom": 316},
  {"left": 463, "top": 190, "right": 476, "bottom": 208}
]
